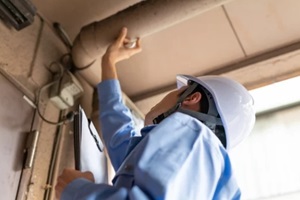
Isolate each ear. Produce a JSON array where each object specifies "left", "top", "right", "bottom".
[{"left": 182, "top": 92, "right": 202, "bottom": 106}]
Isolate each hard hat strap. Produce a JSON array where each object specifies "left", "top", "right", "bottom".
[
  {"left": 153, "top": 82, "right": 198, "bottom": 124},
  {"left": 152, "top": 81, "right": 227, "bottom": 148},
  {"left": 176, "top": 81, "right": 199, "bottom": 104},
  {"left": 177, "top": 108, "right": 226, "bottom": 148},
  {"left": 177, "top": 108, "right": 223, "bottom": 126}
]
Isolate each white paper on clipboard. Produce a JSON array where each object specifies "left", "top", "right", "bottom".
[{"left": 74, "top": 106, "right": 108, "bottom": 184}]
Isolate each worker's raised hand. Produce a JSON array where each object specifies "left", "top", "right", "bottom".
[
  {"left": 55, "top": 168, "right": 94, "bottom": 199},
  {"left": 103, "top": 27, "right": 142, "bottom": 65}
]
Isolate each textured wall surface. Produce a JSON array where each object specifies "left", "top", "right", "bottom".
[{"left": 0, "top": 16, "right": 70, "bottom": 199}]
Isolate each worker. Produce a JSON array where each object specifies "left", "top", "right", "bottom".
[{"left": 55, "top": 27, "right": 255, "bottom": 200}]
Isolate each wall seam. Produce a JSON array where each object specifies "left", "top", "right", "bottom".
[{"left": 222, "top": 5, "right": 248, "bottom": 57}]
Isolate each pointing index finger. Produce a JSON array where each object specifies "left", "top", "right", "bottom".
[{"left": 116, "top": 27, "right": 128, "bottom": 47}]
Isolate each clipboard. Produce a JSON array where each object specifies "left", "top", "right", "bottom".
[{"left": 73, "top": 106, "right": 108, "bottom": 183}]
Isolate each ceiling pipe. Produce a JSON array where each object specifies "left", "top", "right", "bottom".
[{"left": 72, "top": 0, "right": 232, "bottom": 87}]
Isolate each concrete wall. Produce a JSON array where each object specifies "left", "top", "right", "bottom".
[{"left": 0, "top": 16, "right": 69, "bottom": 199}]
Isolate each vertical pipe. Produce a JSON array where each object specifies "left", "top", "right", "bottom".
[{"left": 43, "top": 111, "right": 65, "bottom": 200}]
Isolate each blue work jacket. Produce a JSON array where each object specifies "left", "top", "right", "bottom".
[{"left": 62, "top": 79, "right": 241, "bottom": 200}]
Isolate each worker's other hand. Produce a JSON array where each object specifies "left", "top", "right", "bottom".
[
  {"left": 55, "top": 168, "right": 94, "bottom": 199},
  {"left": 103, "top": 27, "right": 142, "bottom": 65}
]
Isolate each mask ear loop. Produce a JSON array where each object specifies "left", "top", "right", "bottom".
[{"left": 153, "top": 82, "right": 198, "bottom": 124}]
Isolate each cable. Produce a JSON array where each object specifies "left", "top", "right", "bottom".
[
  {"left": 53, "top": 22, "right": 73, "bottom": 50},
  {"left": 59, "top": 52, "right": 95, "bottom": 73},
  {"left": 36, "top": 62, "right": 76, "bottom": 126},
  {"left": 52, "top": 23, "right": 95, "bottom": 73}
]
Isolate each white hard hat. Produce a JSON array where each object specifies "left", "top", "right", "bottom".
[{"left": 176, "top": 75, "right": 255, "bottom": 149}]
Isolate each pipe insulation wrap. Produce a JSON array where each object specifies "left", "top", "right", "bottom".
[{"left": 72, "top": 0, "right": 232, "bottom": 86}]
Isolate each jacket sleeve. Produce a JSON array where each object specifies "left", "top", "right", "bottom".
[
  {"left": 62, "top": 178, "right": 151, "bottom": 200},
  {"left": 62, "top": 113, "right": 240, "bottom": 200},
  {"left": 97, "top": 79, "right": 138, "bottom": 171}
]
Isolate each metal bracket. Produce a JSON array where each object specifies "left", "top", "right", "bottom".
[
  {"left": 24, "top": 130, "right": 39, "bottom": 169},
  {"left": 0, "top": 0, "right": 36, "bottom": 30}
]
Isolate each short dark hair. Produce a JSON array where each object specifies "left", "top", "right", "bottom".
[
  {"left": 190, "top": 84, "right": 209, "bottom": 113},
  {"left": 179, "top": 83, "right": 208, "bottom": 113}
]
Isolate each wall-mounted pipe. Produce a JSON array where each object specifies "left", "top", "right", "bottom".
[{"left": 72, "top": 0, "right": 232, "bottom": 87}]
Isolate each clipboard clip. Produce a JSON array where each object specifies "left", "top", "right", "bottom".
[{"left": 88, "top": 119, "right": 103, "bottom": 152}]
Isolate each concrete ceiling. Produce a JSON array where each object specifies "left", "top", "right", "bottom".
[{"left": 32, "top": 0, "right": 300, "bottom": 105}]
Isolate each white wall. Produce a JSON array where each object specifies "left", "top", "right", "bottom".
[{"left": 230, "top": 104, "right": 300, "bottom": 200}]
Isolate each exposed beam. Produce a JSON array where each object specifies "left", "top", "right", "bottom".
[{"left": 131, "top": 40, "right": 300, "bottom": 102}]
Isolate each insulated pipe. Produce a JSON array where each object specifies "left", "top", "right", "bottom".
[{"left": 72, "top": 0, "right": 232, "bottom": 87}]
